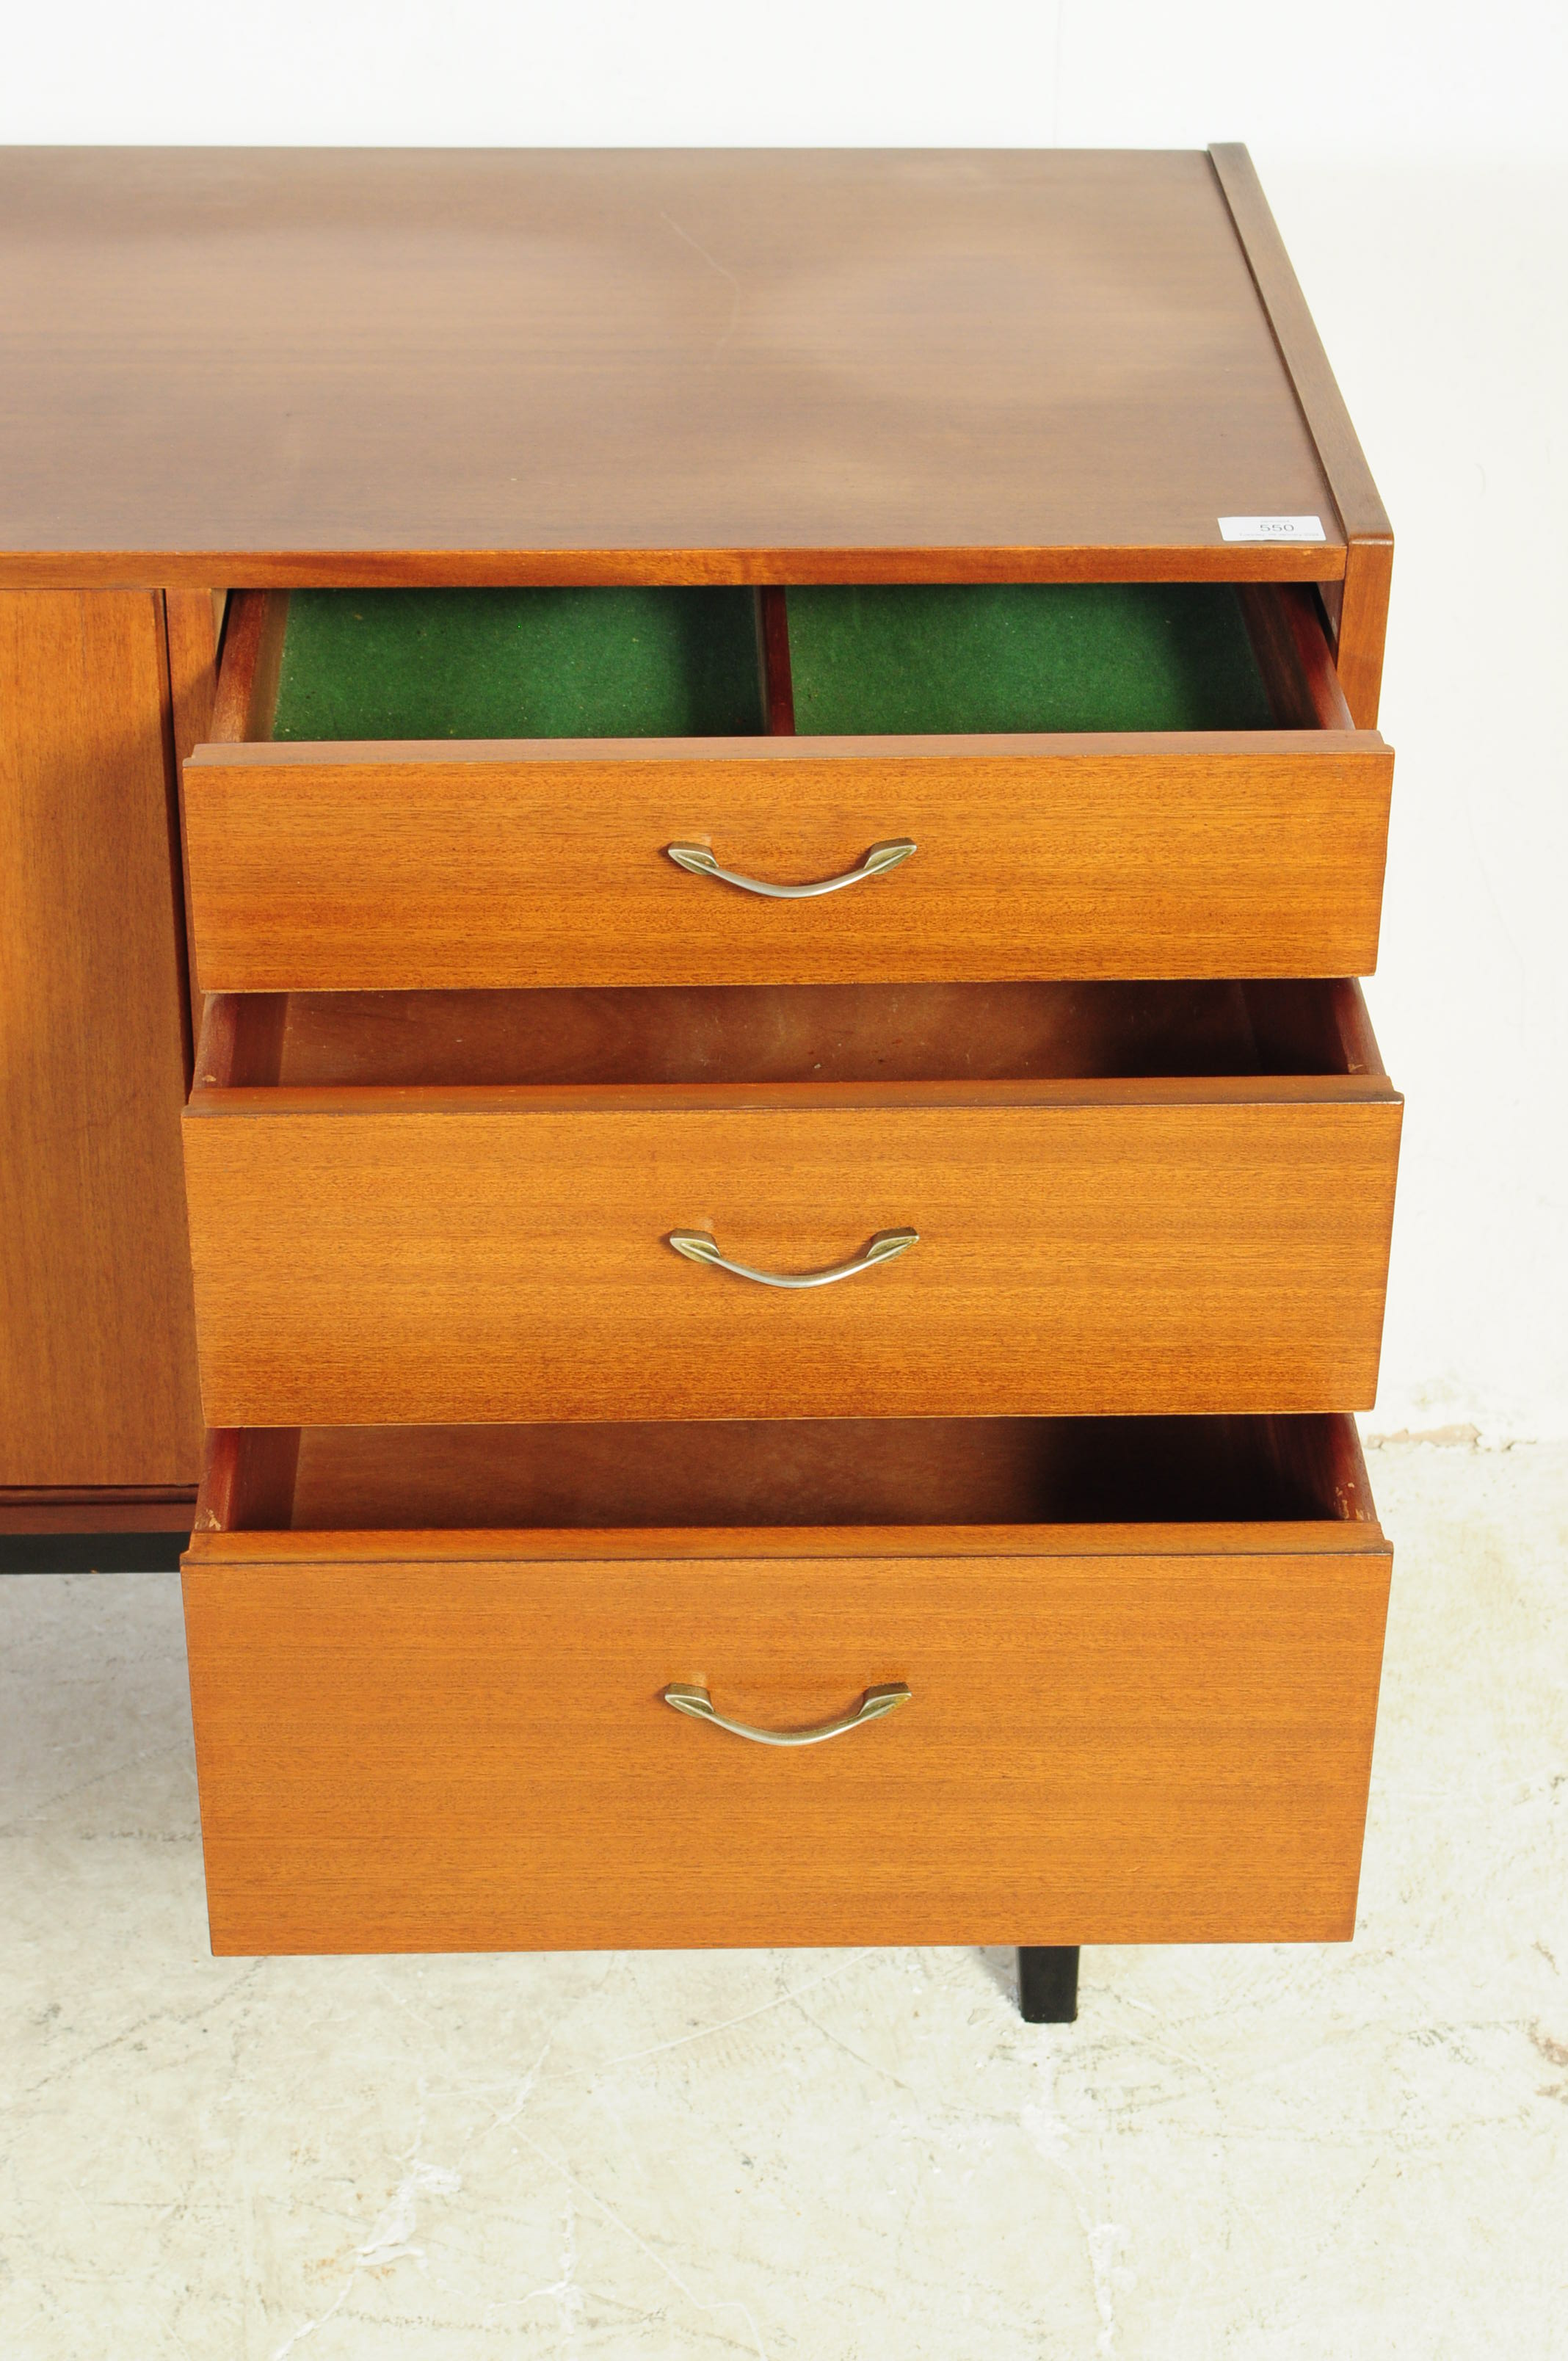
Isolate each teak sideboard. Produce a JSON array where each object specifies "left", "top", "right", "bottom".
[{"left": 0, "top": 147, "right": 1398, "bottom": 2020}]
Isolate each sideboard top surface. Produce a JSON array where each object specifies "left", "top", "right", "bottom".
[{"left": 0, "top": 146, "right": 1360, "bottom": 587}]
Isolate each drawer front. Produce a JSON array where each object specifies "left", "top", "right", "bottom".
[
  {"left": 183, "top": 733, "right": 1393, "bottom": 990},
  {"left": 181, "top": 1528, "right": 1392, "bottom": 1954},
  {"left": 183, "top": 1089, "right": 1402, "bottom": 1426}
]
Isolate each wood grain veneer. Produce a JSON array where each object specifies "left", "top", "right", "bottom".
[
  {"left": 182, "top": 1517, "right": 1392, "bottom": 1953},
  {"left": 0, "top": 148, "right": 1346, "bottom": 587},
  {"left": 0, "top": 592, "right": 202, "bottom": 1484}
]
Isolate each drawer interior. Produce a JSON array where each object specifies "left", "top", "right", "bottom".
[
  {"left": 205, "top": 976, "right": 1383, "bottom": 1091},
  {"left": 227, "top": 580, "right": 1347, "bottom": 746},
  {"left": 203, "top": 1412, "right": 1377, "bottom": 1534}
]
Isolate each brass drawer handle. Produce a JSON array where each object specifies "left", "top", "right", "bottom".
[
  {"left": 665, "top": 838, "right": 915, "bottom": 899},
  {"left": 667, "top": 1226, "right": 918, "bottom": 1289},
  {"left": 661, "top": 1681, "right": 911, "bottom": 1747}
]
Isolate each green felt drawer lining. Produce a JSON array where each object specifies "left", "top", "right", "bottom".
[
  {"left": 269, "top": 583, "right": 1272, "bottom": 744},
  {"left": 787, "top": 584, "right": 1272, "bottom": 736},
  {"left": 272, "top": 587, "right": 766, "bottom": 742}
]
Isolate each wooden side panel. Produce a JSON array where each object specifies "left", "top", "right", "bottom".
[
  {"left": 0, "top": 592, "right": 202, "bottom": 1484},
  {"left": 1238, "top": 584, "right": 1354, "bottom": 730},
  {"left": 164, "top": 587, "right": 222, "bottom": 1045},
  {"left": 1336, "top": 542, "right": 1395, "bottom": 733},
  {"left": 207, "top": 590, "right": 285, "bottom": 745},
  {"left": 182, "top": 1092, "right": 1403, "bottom": 1425},
  {"left": 184, "top": 734, "right": 1394, "bottom": 990},
  {"left": 181, "top": 1535, "right": 1393, "bottom": 1952},
  {"left": 1210, "top": 146, "right": 1393, "bottom": 726}
]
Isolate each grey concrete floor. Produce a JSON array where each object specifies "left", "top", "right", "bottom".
[{"left": 1, "top": 1436, "right": 1564, "bottom": 2358}]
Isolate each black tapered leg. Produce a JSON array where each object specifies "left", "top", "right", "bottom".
[{"left": 1017, "top": 1945, "right": 1079, "bottom": 2023}]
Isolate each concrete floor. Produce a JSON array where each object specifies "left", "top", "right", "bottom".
[{"left": 1, "top": 1435, "right": 1564, "bottom": 2358}]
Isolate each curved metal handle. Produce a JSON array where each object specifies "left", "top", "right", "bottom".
[
  {"left": 661, "top": 1681, "right": 911, "bottom": 1747},
  {"left": 667, "top": 1226, "right": 917, "bottom": 1289},
  {"left": 665, "top": 838, "right": 915, "bottom": 899}
]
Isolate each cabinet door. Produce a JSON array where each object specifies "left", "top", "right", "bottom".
[{"left": 0, "top": 591, "right": 201, "bottom": 1484}]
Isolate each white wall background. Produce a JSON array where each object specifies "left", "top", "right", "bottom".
[{"left": 5, "top": 2, "right": 1564, "bottom": 1437}]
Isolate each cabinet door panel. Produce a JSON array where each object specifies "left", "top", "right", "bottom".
[{"left": 0, "top": 591, "right": 201, "bottom": 1484}]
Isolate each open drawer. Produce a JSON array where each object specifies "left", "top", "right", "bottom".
[
  {"left": 182, "top": 976, "right": 1402, "bottom": 1426},
  {"left": 182, "top": 1412, "right": 1393, "bottom": 1955},
  {"left": 182, "top": 582, "right": 1393, "bottom": 990}
]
